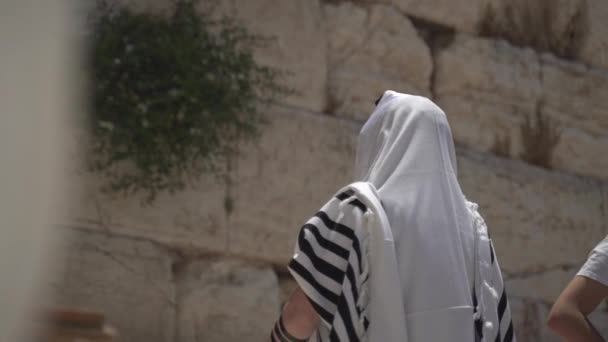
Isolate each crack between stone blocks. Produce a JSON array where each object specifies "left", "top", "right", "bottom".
[
  {"left": 85, "top": 242, "right": 178, "bottom": 309},
  {"left": 407, "top": 16, "right": 456, "bottom": 101},
  {"left": 366, "top": 2, "right": 443, "bottom": 99},
  {"left": 503, "top": 262, "right": 581, "bottom": 280}
]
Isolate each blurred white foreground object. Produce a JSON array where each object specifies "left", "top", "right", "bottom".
[{"left": 0, "top": 0, "right": 77, "bottom": 340}]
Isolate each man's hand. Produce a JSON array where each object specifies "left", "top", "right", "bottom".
[
  {"left": 547, "top": 275, "right": 608, "bottom": 342},
  {"left": 271, "top": 287, "right": 320, "bottom": 341}
]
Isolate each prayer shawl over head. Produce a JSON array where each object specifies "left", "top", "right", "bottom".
[{"left": 288, "top": 91, "right": 514, "bottom": 342}]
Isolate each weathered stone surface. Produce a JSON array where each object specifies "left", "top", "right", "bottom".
[
  {"left": 436, "top": 34, "right": 608, "bottom": 180},
  {"left": 49, "top": 227, "right": 176, "bottom": 342},
  {"left": 278, "top": 275, "right": 298, "bottom": 307},
  {"left": 66, "top": 169, "right": 230, "bottom": 257},
  {"left": 458, "top": 148, "right": 605, "bottom": 275},
  {"left": 324, "top": 2, "right": 432, "bottom": 120},
  {"left": 373, "top": 0, "right": 487, "bottom": 33},
  {"left": 541, "top": 54, "right": 608, "bottom": 180},
  {"left": 228, "top": 106, "right": 359, "bottom": 263},
  {"left": 480, "top": 0, "right": 588, "bottom": 58},
  {"left": 505, "top": 267, "right": 578, "bottom": 303},
  {"left": 216, "top": 0, "right": 327, "bottom": 112},
  {"left": 580, "top": 0, "right": 608, "bottom": 70},
  {"left": 68, "top": 105, "right": 358, "bottom": 265},
  {"left": 509, "top": 297, "right": 545, "bottom": 342},
  {"left": 175, "top": 259, "right": 279, "bottom": 342},
  {"left": 435, "top": 34, "right": 541, "bottom": 158}
]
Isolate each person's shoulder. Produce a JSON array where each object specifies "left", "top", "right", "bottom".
[
  {"left": 574, "top": 236, "right": 608, "bottom": 287},
  {"left": 592, "top": 236, "right": 608, "bottom": 255}
]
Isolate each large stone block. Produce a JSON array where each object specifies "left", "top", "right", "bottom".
[
  {"left": 324, "top": 2, "right": 432, "bottom": 120},
  {"left": 458, "top": 149, "right": 605, "bottom": 275},
  {"left": 505, "top": 267, "right": 578, "bottom": 303},
  {"left": 216, "top": 0, "right": 327, "bottom": 112},
  {"left": 227, "top": 106, "right": 359, "bottom": 263},
  {"left": 478, "top": 0, "right": 588, "bottom": 59},
  {"left": 175, "top": 259, "right": 280, "bottom": 342},
  {"left": 580, "top": 0, "right": 608, "bottom": 70},
  {"left": 49, "top": 227, "right": 176, "bottom": 342},
  {"left": 509, "top": 297, "right": 545, "bottom": 342},
  {"left": 541, "top": 54, "right": 608, "bottom": 180},
  {"left": 436, "top": 34, "right": 608, "bottom": 180},
  {"left": 66, "top": 169, "right": 230, "bottom": 257},
  {"left": 68, "top": 106, "right": 359, "bottom": 265},
  {"left": 435, "top": 34, "right": 541, "bottom": 157},
  {"left": 374, "top": 0, "right": 488, "bottom": 33}
]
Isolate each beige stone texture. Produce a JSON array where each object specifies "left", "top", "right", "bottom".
[
  {"left": 458, "top": 149, "right": 605, "bottom": 275},
  {"left": 50, "top": 228, "right": 176, "bottom": 342},
  {"left": 509, "top": 297, "right": 545, "bottom": 342},
  {"left": 324, "top": 2, "right": 432, "bottom": 120},
  {"left": 436, "top": 34, "right": 608, "bottom": 180},
  {"left": 279, "top": 275, "right": 298, "bottom": 307},
  {"left": 66, "top": 169, "right": 230, "bottom": 257},
  {"left": 434, "top": 34, "right": 541, "bottom": 158},
  {"left": 216, "top": 0, "right": 327, "bottom": 112},
  {"left": 580, "top": 0, "right": 608, "bottom": 70},
  {"left": 541, "top": 54, "right": 608, "bottom": 180},
  {"left": 69, "top": 106, "right": 358, "bottom": 264},
  {"left": 175, "top": 259, "right": 279, "bottom": 342},
  {"left": 374, "top": 0, "right": 488, "bottom": 33},
  {"left": 505, "top": 268, "right": 578, "bottom": 303},
  {"left": 227, "top": 106, "right": 359, "bottom": 263}
]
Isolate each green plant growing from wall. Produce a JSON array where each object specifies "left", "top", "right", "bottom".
[{"left": 88, "top": 0, "right": 291, "bottom": 202}]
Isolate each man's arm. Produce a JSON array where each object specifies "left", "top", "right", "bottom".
[
  {"left": 547, "top": 275, "right": 608, "bottom": 342},
  {"left": 271, "top": 287, "right": 320, "bottom": 341}
]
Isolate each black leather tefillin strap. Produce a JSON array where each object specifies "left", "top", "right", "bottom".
[{"left": 270, "top": 315, "right": 309, "bottom": 342}]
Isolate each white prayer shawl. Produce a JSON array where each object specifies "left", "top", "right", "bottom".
[
  {"left": 289, "top": 91, "right": 514, "bottom": 341},
  {"left": 353, "top": 91, "right": 476, "bottom": 341},
  {"left": 469, "top": 201, "right": 515, "bottom": 342}
]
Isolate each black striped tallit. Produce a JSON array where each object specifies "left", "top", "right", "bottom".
[
  {"left": 469, "top": 202, "right": 516, "bottom": 342},
  {"left": 288, "top": 189, "right": 370, "bottom": 342}
]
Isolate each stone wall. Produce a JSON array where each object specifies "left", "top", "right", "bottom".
[{"left": 52, "top": 0, "right": 608, "bottom": 341}]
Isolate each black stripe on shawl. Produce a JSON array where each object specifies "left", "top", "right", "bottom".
[
  {"left": 473, "top": 289, "right": 484, "bottom": 340},
  {"left": 503, "top": 321, "right": 514, "bottom": 342},
  {"left": 301, "top": 223, "right": 350, "bottom": 259},
  {"left": 345, "top": 263, "right": 360, "bottom": 314},
  {"left": 336, "top": 190, "right": 355, "bottom": 201},
  {"left": 315, "top": 211, "right": 362, "bottom": 274},
  {"left": 337, "top": 292, "right": 360, "bottom": 342},
  {"left": 489, "top": 240, "right": 495, "bottom": 264},
  {"left": 498, "top": 288, "right": 507, "bottom": 322},
  {"left": 297, "top": 229, "right": 345, "bottom": 284},
  {"left": 287, "top": 259, "right": 337, "bottom": 323},
  {"left": 348, "top": 198, "right": 367, "bottom": 212},
  {"left": 329, "top": 329, "right": 340, "bottom": 342}
]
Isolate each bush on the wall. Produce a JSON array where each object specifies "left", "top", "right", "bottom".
[{"left": 88, "top": 0, "right": 290, "bottom": 202}]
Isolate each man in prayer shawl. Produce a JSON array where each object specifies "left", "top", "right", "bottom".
[{"left": 271, "top": 91, "right": 515, "bottom": 342}]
